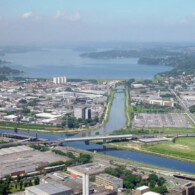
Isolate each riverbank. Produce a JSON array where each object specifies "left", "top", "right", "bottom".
[
  {"left": 66, "top": 146, "right": 195, "bottom": 176},
  {"left": 124, "top": 88, "right": 130, "bottom": 128},
  {"left": 102, "top": 136, "right": 195, "bottom": 163}
]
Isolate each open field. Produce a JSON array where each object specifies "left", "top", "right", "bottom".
[
  {"left": 146, "top": 136, "right": 195, "bottom": 161},
  {"left": 104, "top": 136, "right": 195, "bottom": 162}
]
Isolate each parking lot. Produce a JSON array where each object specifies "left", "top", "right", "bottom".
[{"left": 134, "top": 113, "right": 193, "bottom": 128}]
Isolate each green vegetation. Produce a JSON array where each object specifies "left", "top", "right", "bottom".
[
  {"left": 52, "top": 149, "right": 93, "bottom": 164},
  {"left": 189, "top": 105, "right": 195, "bottom": 113},
  {"left": 146, "top": 136, "right": 195, "bottom": 162},
  {"left": 0, "top": 121, "right": 66, "bottom": 131},
  {"left": 105, "top": 136, "right": 195, "bottom": 162},
  {"left": 61, "top": 114, "right": 99, "bottom": 128},
  {"left": 0, "top": 174, "right": 40, "bottom": 194},
  {"left": 47, "top": 161, "right": 66, "bottom": 167},
  {"left": 104, "top": 166, "right": 168, "bottom": 194},
  {"left": 81, "top": 49, "right": 195, "bottom": 77},
  {"left": 0, "top": 144, "right": 20, "bottom": 149},
  {"left": 0, "top": 66, "right": 23, "bottom": 77},
  {"left": 29, "top": 144, "right": 49, "bottom": 152},
  {"left": 80, "top": 49, "right": 180, "bottom": 59},
  {"left": 132, "top": 103, "right": 181, "bottom": 113}
]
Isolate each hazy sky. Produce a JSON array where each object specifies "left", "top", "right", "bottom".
[{"left": 0, "top": 0, "right": 195, "bottom": 44}]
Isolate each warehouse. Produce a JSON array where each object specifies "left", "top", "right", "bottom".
[{"left": 25, "top": 181, "right": 72, "bottom": 195}]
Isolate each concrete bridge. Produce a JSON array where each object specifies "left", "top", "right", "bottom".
[
  {"left": 26, "top": 134, "right": 133, "bottom": 145},
  {"left": 0, "top": 134, "right": 133, "bottom": 147}
]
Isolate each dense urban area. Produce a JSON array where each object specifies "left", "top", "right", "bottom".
[{"left": 0, "top": 44, "right": 194, "bottom": 195}]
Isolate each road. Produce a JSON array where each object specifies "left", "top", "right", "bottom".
[{"left": 170, "top": 88, "right": 195, "bottom": 124}]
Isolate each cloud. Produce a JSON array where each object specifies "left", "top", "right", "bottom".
[
  {"left": 54, "top": 10, "right": 81, "bottom": 21},
  {"left": 22, "top": 12, "right": 33, "bottom": 19}
]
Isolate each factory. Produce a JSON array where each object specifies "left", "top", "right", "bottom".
[{"left": 0, "top": 145, "right": 70, "bottom": 178}]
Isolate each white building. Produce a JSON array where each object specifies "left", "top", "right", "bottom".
[{"left": 53, "top": 76, "right": 67, "bottom": 84}]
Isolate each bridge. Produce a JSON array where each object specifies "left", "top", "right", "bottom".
[
  {"left": 60, "top": 134, "right": 132, "bottom": 143},
  {"left": 0, "top": 134, "right": 133, "bottom": 146}
]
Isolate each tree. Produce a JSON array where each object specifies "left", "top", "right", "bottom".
[
  {"left": 158, "top": 177, "right": 166, "bottom": 186},
  {"left": 19, "top": 99, "right": 27, "bottom": 104},
  {"left": 189, "top": 105, "right": 195, "bottom": 113},
  {"left": 148, "top": 173, "right": 158, "bottom": 182},
  {"left": 151, "top": 186, "right": 168, "bottom": 195},
  {"left": 19, "top": 181, "right": 23, "bottom": 190},
  {"left": 34, "top": 177, "right": 40, "bottom": 185},
  {"left": 29, "top": 180, "right": 33, "bottom": 186},
  {"left": 65, "top": 160, "right": 72, "bottom": 166}
]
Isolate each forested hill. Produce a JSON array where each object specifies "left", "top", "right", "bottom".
[
  {"left": 81, "top": 49, "right": 195, "bottom": 76},
  {"left": 157, "top": 55, "right": 195, "bottom": 76},
  {"left": 80, "top": 49, "right": 181, "bottom": 59},
  {"left": 0, "top": 66, "right": 24, "bottom": 81}
]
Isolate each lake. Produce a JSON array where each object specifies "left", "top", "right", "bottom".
[{"left": 3, "top": 48, "right": 172, "bottom": 79}]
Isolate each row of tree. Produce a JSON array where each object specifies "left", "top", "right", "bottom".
[
  {"left": 104, "top": 165, "right": 168, "bottom": 194},
  {"left": 0, "top": 174, "right": 39, "bottom": 195}
]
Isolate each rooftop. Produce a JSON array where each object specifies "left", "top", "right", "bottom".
[
  {"left": 26, "top": 181, "right": 72, "bottom": 195},
  {"left": 97, "top": 173, "right": 122, "bottom": 182},
  {"left": 143, "top": 192, "right": 160, "bottom": 195},
  {"left": 137, "top": 186, "right": 149, "bottom": 191}
]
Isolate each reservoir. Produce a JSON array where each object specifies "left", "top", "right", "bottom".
[
  {"left": 0, "top": 88, "right": 195, "bottom": 174},
  {"left": 3, "top": 48, "right": 172, "bottom": 79}
]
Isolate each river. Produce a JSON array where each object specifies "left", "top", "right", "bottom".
[{"left": 0, "top": 88, "right": 195, "bottom": 174}]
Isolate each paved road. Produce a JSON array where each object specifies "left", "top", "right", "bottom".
[{"left": 170, "top": 88, "right": 195, "bottom": 124}]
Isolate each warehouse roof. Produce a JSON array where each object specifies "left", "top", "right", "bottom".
[
  {"left": 26, "top": 181, "right": 72, "bottom": 195},
  {"left": 0, "top": 146, "right": 33, "bottom": 156}
]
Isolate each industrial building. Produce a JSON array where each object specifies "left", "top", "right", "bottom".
[
  {"left": 95, "top": 173, "right": 123, "bottom": 190},
  {"left": 0, "top": 146, "right": 70, "bottom": 178},
  {"left": 67, "top": 162, "right": 110, "bottom": 177},
  {"left": 53, "top": 76, "right": 67, "bottom": 84},
  {"left": 25, "top": 181, "right": 72, "bottom": 195}
]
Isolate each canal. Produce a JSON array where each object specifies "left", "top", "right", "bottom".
[{"left": 0, "top": 88, "right": 195, "bottom": 174}]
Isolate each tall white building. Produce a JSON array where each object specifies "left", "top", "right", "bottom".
[{"left": 53, "top": 76, "right": 67, "bottom": 84}]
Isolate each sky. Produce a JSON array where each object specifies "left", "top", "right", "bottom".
[{"left": 0, "top": 0, "right": 195, "bottom": 44}]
